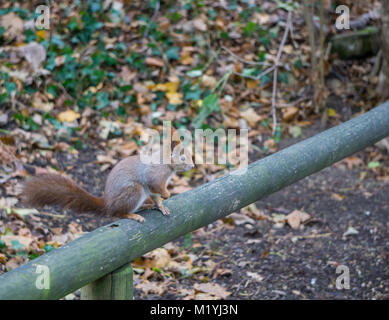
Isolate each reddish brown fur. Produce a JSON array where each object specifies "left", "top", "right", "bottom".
[
  {"left": 22, "top": 174, "right": 105, "bottom": 215},
  {"left": 22, "top": 147, "right": 194, "bottom": 219}
]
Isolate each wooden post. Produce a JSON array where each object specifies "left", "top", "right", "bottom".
[{"left": 81, "top": 263, "right": 133, "bottom": 300}]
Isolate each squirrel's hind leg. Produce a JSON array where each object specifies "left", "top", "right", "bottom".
[
  {"left": 120, "top": 213, "right": 145, "bottom": 223},
  {"left": 108, "top": 185, "right": 147, "bottom": 223}
]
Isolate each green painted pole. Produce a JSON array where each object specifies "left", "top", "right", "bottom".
[
  {"left": 81, "top": 263, "right": 133, "bottom": 300},
  {"left": 0, "top": 102, "right": 388, "bottom": 300}
]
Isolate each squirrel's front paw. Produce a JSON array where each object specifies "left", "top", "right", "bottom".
[
  {"left": 161, "top": 191, "right": 170, "bottom": 199},
  {"left": 158, "top": 204, "right": 171, "bottom": 216}
]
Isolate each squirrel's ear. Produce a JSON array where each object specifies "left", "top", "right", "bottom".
[
  {"left": 171, "top": 127, "right": 181, "bottom": 151},
  {"left": 171, "top": 140, "right": 179, "bottom": 150}
]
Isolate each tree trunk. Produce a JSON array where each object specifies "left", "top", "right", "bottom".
[{"left": 378, "top": 1, "right": 389, "bottom": 100}]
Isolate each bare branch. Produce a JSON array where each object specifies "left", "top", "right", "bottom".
[
  {"left": 221, "top": 46, "right": 272, "bottom": 67},
  {"left": 271, "top": 11, "right": 293, "bottom": 136}
]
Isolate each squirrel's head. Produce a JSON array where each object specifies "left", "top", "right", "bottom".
[
  {"left": 171, "top": 150, "right": 194, "bottom": 172},
  {"left": 170, "top": 133, "right": 194, "bottom": 172}
]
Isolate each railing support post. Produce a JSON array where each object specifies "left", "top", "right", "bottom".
[{"left": 81, "top": 263, "right": 133, "bottom": 300}]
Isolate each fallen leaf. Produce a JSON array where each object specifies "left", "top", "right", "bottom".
[
  {"left": 145, "top": 248, "right": 171, "bottom": 269},
  {"left": 5, "top": 256, "right": 24, "bottom": 271},
  {"left": 253, "top": 12, "right": 270, "bottom": 24},
  {"left": 328, "top": 108, "right": 338, "bottom": 118},
  {"left": 54, "top": 55, "right": 66, "bottom": 67},
  {"left": 1, "top": 235, "right": 33, "bottom": 251},
  {"left": 240, "top": 108, "right": 264, "bottom": 127},
  {"left": 193, "top": 18, "right": 207, "bottom": 31},
  {"left": 145, "top": 57, "right": 164, "bottom": 68},
  {"left": 331, "top": 193, "right": 345, "bottom": 201},
  {"left": 228, "top": 213, "right": 255, "bottom": 226},
  {"left": 342, "top": 226, "right": 359, "bottom": 239},
  {"left": 247, "top": 271, "right": 264, "bottom": 282},
  {"left": 19, "top": 42, "right": 47, "bottom": 73},
  {"left": 166, "top": 92, "right": 183, "bottom": 105},
  {"left": 282, "top": 106, "right": 299, "bottom": 121},
  {"left": 136, "top": 281, "right": 165, "bottom": 295},
  {"left": 194, "top": 283, "right": 231, "bottom": 300},
  {"left": 0, "top": 197, "right": 18, "bottom": 209},
  {"left": 202, "top": 75, "right": 217, "bottom": 88},
  {"left": 286, "top": 210, "right": 311, "bottom": 229},
  {"left": 342, "top": 156, "right": 363, "bottom": 169},
  {"left": 0, "top": 12, "right": 24, "bottom": 41},
  {"left": 246, "top": 79, "right": 260, "bottom": 89},
  {"left": 36, "top": 30, "right": 48, "bottom": 41},
  {"left": 33, "top": 94, "right": 54, "bottom": 112},
  {"left": 375, "top": 137, "right": 389, "bottom": 153},
  {"left": 57, "top": 110, "right": 80, "bottom": 123}
]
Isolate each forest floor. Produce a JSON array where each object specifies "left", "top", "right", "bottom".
[{"left": 1, "top": 0, "right": 388, "bottom": 300}]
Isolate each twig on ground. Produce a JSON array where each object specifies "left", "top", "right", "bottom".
[
  {"left": 271, "top": 11, "right": 293, "bottom": 135},
  {"left": 221, "top": 46, "right": 272, "bottom": 67},
  {"left": 57, "top": 83, "right": 75, "bottom": 102},
  {"left": 276, "top": 96, "right": 309, "bottom": 108},
  {"left": 143, "top": 0, "right": 160, "bottom": 39},
  {"left": 232, "top": 65, "right": 275, "bottom": 81},
  {"left": 149, "top": 37, "right": 172, "bottom": 72}
]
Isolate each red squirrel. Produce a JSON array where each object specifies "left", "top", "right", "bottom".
[{"left": 22, "top": 139, "right": 194, "bottom": 222}]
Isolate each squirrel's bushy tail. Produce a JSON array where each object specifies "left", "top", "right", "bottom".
[{"left": 22, "top": 173, "right": 104, "bottom": 214}]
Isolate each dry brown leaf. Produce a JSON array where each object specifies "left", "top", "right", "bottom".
[
  {"left": 118, "top": 65, "right": 136, "bottom": 84},
  {"left": 253, "top": 12, "right": 270, "bottom": 24},
  {"left": 282, "top": 106, "right": 299, "bottom": 121},
  {"left": 166, "top": 92, "right": 183, "bottom": 105},
  {"left": 5, "top": 256, "right": 24, "bottom": 271},
  {"left": 202, "top": 75, "right": 217, "bottom": 88},
  {"left": 145, "top": 57, "right": 164, "bottom": 68},
  {"left": 0, "top": 12, "right": 24, "bottom": 41},
  {"left": 193, "top": 18, "right": 207, "bottom": 31},
  {"left": 247, "top": 271, "right": 264, "bottom": 282},
  {"left": 18, "top": 42, "right": 47, "bottom": 73},
  {"left": 1, "top": 235, "right": 33, "bottom": 251},
  {"left": 331, "top": 193, "right": 345, "bottom": 201},
  {"left": 195, "top": 293, "right": 219, "bottom": 300},
  {"left": 57, "top": 110, "right": 80, "bottom": 123},
  {"left": 194, "top": 283, "right": 231, "bottom": 300},
  {"left": 142, "top": 248, "right": 171, "bottom": 269},
  {"left": 0, "top": 253, "right": 6, "bottom": 265},
  {"left": 0, "top": 197, "right": 18, "bottom": 209},
  {"left": 180, "top": 50, "right": 194, "bottom": 65},
  {"left": 33, "top": 94, "right": 54, "bottom": 112},
  {"left": 246, "top": 79, "right": 260, "bottom": 89},
  {"left": 286, "top": 210, "right": 311, "bottom": 229},
  {"left": 240, "top": 108, "right": 264, "bottom": 127},
  {"left": 342, "top": 156, "right": 364, "bottom": 169},
  {"left": 136, "top": 281, "right": 165, "bottom": 295}
]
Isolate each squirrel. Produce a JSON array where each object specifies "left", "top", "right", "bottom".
[{"left": 22, "top": 140, "right": 194, "bottom": 222}]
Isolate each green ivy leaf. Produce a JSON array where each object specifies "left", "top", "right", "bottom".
[
  {"left": 368, "top": 161, "right": 380, "bottom": 169},
  {"left": 183, "top": 233, "right": 192, "bottom": 249},
  {"left": 165, "top": 47, "right": 180, "bottom": 60},
  {"left": 192, "top": 93, "right": 220, "bottom": 128}
]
